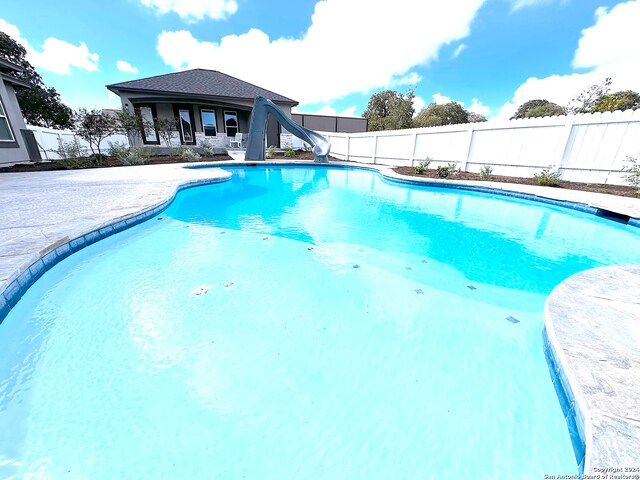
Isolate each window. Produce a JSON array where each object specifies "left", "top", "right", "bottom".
[
  {"left": 224, "top": 111, "right": 238, "bottom": 137},
  {"left": 179, "top": 109, "right": 194, "bottom": 143},
  {"left": 201, "top": 109, "right": 217, "bottom": 137},
  {"left": 139, "top": 106, "right": 157, "bottom": 144},
  {"left": 0, "top": 97, "right": 15, "bottom": 142}
]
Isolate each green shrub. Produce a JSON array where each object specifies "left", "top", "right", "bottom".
[
  {"left": 55, "top": 138, "right": 87, "bottom": 159},
  {"left": 198, "top": 139, "right": 216, "bottom": 157},
  {"left": 592, "top": 91, "right": 640, "bottom": 113},
  {"left": 533, "top": 166, "right": 560, "bottom": 186},
  {"left": 107, "top": 141, "right": 129, "bottom": 159},
  {"left": 436, "top": 165, "right": 452, "bottom": 178},
  {"left": 266, "top": 145, "right": 276, "bottom": 158},
  {"left": 622, "top": 156, "right": 640, "bottom": 194},
  {"left": 479, "top": 165, "right": 493, "bottom": 180},
  {"left": 179, "top": 145, "right": 201, "bottom": 162},
  {"left": 524, "top": 103, "right": 566, "bottom": 118},
  {"left": 284, "top": 147, "right": 296, "bottom": 158},
  {"left": 415, "top": 158, "right": 431, "bottom": 174},
  {"left": 121, "top": 147, "right": 148, "bottom": 166}
]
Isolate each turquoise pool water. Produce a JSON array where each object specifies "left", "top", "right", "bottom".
[{"left": 1, "top": 166, "right": 639, "bottom": 479}]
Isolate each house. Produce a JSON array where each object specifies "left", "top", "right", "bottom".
[
  {"left": 107, "top": 69, "right": 298, "bottom": 151},
  {"left": 0, "top": 58, "right": 35, "bottom": 165}
]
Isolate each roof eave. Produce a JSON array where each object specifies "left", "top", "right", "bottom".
[
  {"left": 108, "top": 86, "right": 298, "bottom": 106},
  {"left": 1, "top": 73, "right": 31, "bottom": 89}
]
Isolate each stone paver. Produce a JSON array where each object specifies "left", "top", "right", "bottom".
[
  {"left": 545, "top": 265, "right": 640, "bottom": 474},
  {"left": 0, "top": 162, "right": 231, "bottom": 292}
]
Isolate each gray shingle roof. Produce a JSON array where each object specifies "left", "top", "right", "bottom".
[{"left": 107, "top": 69, "right": 297, "bottom": 105}]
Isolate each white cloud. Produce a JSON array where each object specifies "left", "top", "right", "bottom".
[
  {"left": 139, "top": 0, "right": 238, "bottom": 21},
  {"left": 508, "top": 0, "right": 565, "bottom": 12},
  {"left": 117, "top": 60, "right": 139, "bottom": 74},
  {"left": 428, "top": 93, "right": 490, "bottom": 115},
  {"left": 496, "top": 1, "right": 640, "bottom": 120},
  {"left": 573, "top": 1, "right": 640, "bottom": 69},
  {"left": 389, "top": 72, "right": 422, "bottom": 87},
  {"left": 432, "top": 93, "right": 456, "bottom": 104},
  {"left": 412, "top": 95, "right": 426, "bottom": 114},
  {"left": 156, "top": 0, "right": 486, "bottom": 105},
  {"left": 295, "top": 104, "right": 359, "bottom": 117},
  {"left": 468, "top": 98, "right": 490, "bottom": 116},
  {"left": 0, "top": 18, "right": 99, "bottom": 74},
  {"left": 451, "top": 43, "right": 467, "bottom": 59}
]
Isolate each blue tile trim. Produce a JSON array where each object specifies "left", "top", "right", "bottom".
[
  {"left": 543, "top": 327, "right": 585, "bottom": 474},
  {"left": 0, "top": 175, "right": 230, "bottom": 326}
]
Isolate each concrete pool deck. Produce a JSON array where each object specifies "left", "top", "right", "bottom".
[{"left": 1, "top": 160, "right": 639, "bottom": 475}]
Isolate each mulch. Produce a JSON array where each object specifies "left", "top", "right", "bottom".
[
  {"left": 393, "top": 167, "right": 639, "bottom": 199},
  {"left": 2, "top": 153, "right": 637, "bottom": 199}
]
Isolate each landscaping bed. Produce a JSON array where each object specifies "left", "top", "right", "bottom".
[
  {"left": 0, "top": 154, "right": 234, "bottom": 173},
  {"left": 393, "top": 166, "right": 639, "bottom": 199}
]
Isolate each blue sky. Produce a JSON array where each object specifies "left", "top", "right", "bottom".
[{"left": 1, "top": 0, "right": 639, "bottom": 120}]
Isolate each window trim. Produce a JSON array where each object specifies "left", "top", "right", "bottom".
[
  {"left": 223, "top": 110, "right": 239, "bottom": 137},
  {"left": 200, "top": 108, "right": 217, "bottom": 137},
  {"left": 136, "top": 104, "right": 160, "bottom": 145},
  {"left": 0, "top": 96, "right": 17, "bottom": 144},
  {"left": 173, "top": 105, "right": 196, "bottom": 145}
]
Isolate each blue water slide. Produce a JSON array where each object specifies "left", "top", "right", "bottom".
[{"left": 245, "top": 96, "right": 330, "bottom": 163}]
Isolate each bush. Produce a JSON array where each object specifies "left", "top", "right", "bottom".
[
  {"left": 179, "top": 145, "right": 201, "bottom": 162},
  {"left": 121, "top": 147, "right": 148, "bottom": 166},
  {"left": 107, "top": 141, "right": 129, "bottom": 159},
  {"left": 55, "top": 138, "right": 87, "bottom": 159},
  {"left": 622, "top": 156, "right": 640, "bottom": 194},
  {"left": 524, "top": 103, "right": 566, "bottom": 118},
  {"left": 284, "top": 147, "right": 296, "bottom": 158},
  {"left": 266, "top": 145, "right": 276, "bottom": 158},
  {"left": 198, "top": 139, "right": 216, "bottom": 157},
  {"left": 415, "top": 158, "right": 431, "bottom": 174},
  {"left": 436, "top": 165, "right": 451, "bottom": 178},
  {"left": 533, "top": 166, "right": 560, "bottom": 186},
  {"left": 591, "top": 91, "right": 640, "bottom": 113},
  {"left": 511, "top": 99, "right": 565, "bottom": 120},
  {"left": 479, "top": 165, "right": 493, "bottom": 180}
]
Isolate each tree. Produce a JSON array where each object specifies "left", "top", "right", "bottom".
[
  {"left": 591, "top": 90, "right": 640, "bottom": 113},
  {"left": 413, "top": 102, "right": 469, "bottom": 127},
  {"left": 510, "top": 99, "right": 565, "bottom": 119},
  {"left": 468, "top": 112, "right": 487, "bottom": 123},
  {"left": 0, "top": 32, "right": 73, "bottom": 129},
  {"left": 74, "top": 108, "right": 118, "bottom": 155},
  {"left": 524, "top": 103, "right": 566, "bottom": 118},
  {"left": 566, "top": 77, "right": 612, "bottom": 114},
  {"left": 363, "top": 89, "right": 415, "bottom": 131},
  {"left": 114, "top": 108, "right": 144, "bottom": 145},
  {"left": 154, "top": 116, "right": 179, "bottom": 156}
]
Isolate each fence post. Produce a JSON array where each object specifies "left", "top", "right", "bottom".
[
  {"left": 554, "top": 116, "right": 575, "bottom": 175},
  {"left": 346, "top": 134, "right": 350, "bottom": 161},
  {"left": 410, "top": 131, "right": 418, "bottom": 167},
  {"left": 460, "top": 125, "right": 474, "bottom": 172},
  {"left": 372, "top": 133, "right": 378, "bottom": 164}
]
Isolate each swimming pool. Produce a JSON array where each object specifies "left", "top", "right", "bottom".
[{"left": 1, "top": 166, "right": 639, "bottom": 478}]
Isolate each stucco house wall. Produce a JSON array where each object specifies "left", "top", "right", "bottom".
[
  {"left": 108, "top": 69, "right": 296, "bottom": 152},
  {"left": 0, "top": 61, "right": 31, "bottom": 165}
]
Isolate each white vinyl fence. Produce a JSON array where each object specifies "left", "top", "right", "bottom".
[
  {"left": 317, "top": 109, "right": 640, "bottom": 185},
  {"left": 28, "top": 125, "right": 130, "bottom": 160}
]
